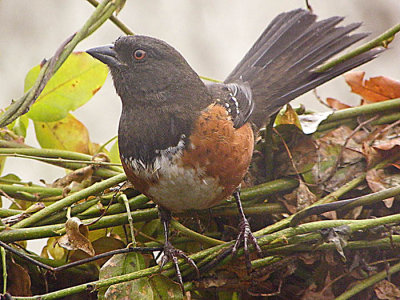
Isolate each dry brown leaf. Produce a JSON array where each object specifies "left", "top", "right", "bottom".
[
  {"left": 366, "top": 169, "right": 395, "bottom": 208},
  {"left": 51, "top": 165, "right": 94, "bottom": 188},
  {"left": 373, "top": 137, "right": 400, "bottom": 151},
  {"left": 362, "top": 142, "right": 383, "bottom": 167},
  {"left": 7, "top": 260, "right": 32, "bottom": 296},
  {"left": 301, "top": 273, "right": 335, "bottom": 300},
  {"left": 298, "top": 252, "right": 320, "bottom": 265},
  {"left": 313, "top": 126, "right": 365, "bottom": 191},
  {"left": 58, "top": 217, "right": 95, "bottom": 256},
  {"left": 296, "top": 181, "right": 318, "bottom": 211},
  {"left": 276, "top": 134, "right": 317, "bottom": 177},
  {"left": 326, "top": 97, "right": 352, "bottom": 110},
  {"left": 374, "top": 279, "right": 400, "bottom": 300},
  {"left": 344, "top": 71, "right": 400, "bottom": 103}
]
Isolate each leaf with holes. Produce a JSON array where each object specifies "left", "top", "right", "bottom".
[
  {"left": 25, "top": 52, "right": 108, "bottom": 122},
  {"left": 99, "top": 252, "right": 151, "bottom": 300}
]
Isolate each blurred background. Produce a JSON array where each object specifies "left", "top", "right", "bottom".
[{"left": 0, "top": 0, "right": 399, "bottom": 250}]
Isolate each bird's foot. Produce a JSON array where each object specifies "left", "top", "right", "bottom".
[
  {"left": 231, "top": 216, "right": 263, "bottom": 273},
  {"left": 160, "top": 240, "right": 199, "bottom": 290}
]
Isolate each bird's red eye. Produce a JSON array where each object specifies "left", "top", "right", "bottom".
[{"left": 133, "top": 49, "right": 146, "bottom": 60}]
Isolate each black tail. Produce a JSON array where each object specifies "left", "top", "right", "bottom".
[{"left": 225, "top": 9, "right": 384, "bottom": 128}]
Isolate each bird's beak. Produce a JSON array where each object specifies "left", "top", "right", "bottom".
[{"left": 86, "top": 45, "right": 120, "bottom": 67}]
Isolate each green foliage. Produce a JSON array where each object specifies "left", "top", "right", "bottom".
[
  {"left": 24, "top": 52, "right": 108, "bottom": 122},
  {"left": 98, "top": 252, "right": 152, "bottom": 299},
  {"left": 34, "top": 113, "right": 91, "bottom": 153}
]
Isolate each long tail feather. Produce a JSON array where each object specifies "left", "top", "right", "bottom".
[{"left": 224, "top": 9, "right": 384, "bottom": 128}]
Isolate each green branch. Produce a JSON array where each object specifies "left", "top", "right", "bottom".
[
  {"left": 336, "top": 261, "right": 400, "bottom": 300},
  {"left": 0, "top": 0, "right": 125, "bottom": 127},
  {"left": 11, "top": 173, "right": 126, "bottom": 229},
  {"left": 86, "top": 0, "right": 134, "bottom": 35},
  {"left": 12, "top": 214, "right": 400, "bottom": 300},
  {"left": 0, "top": 143, "right": 122, "bottom": 177},
  {"left": 320, "top": 97, "right": 400, "bottom": 125},
  {"left": 316, "top": 23, "right": 400, "bottom": 72}
]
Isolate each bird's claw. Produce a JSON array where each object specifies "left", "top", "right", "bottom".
[
  {"left": 232, "top": 217, "right": 263, "bottom": 273},
  {"left": 160, "top": 240, "right": 199, "bottom": 291}
]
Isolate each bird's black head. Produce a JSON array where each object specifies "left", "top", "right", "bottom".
[{"left": 87, "top": 35, "right": 204, "bottom": 107}]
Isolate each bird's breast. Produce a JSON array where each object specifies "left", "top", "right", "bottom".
[{"left": 121, "top": 103, "right": 254, "bottom": 212}]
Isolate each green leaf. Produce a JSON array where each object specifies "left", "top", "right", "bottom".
[
  {"left": 7, "top": 115, "right": 29, "bottom": 138},
  {"left": 149, "top": 274, "right": 183, "bottom": 300},
  {"left": 109, "top": 139, "right": 121, "bottom": 164},
  {"left": 25, "top": 52, "right": 108, "bottom": 122},
  {"left": 34, "top": 113, "right": 90, "bottom": 153},
  {"left": 275, "top": 104, "right": 302, "bottom": 129},
  {"left": 99, "top": 252, "right": 152, "bottom": 300}
]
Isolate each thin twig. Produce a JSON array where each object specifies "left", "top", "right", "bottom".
[
  {"left": 0, "top": 239, "right": 162, "bottom": 274},
  {"left": 1, "top": 246, "right": 6, "bottom": 294},
  {"left": 86, "top": 0, "right": 134, "bottom": 35},
  {"left": 273, "top": 127, "right": 302, "bottom": 182},
  {"left": 0, "top": 153, "right": 122, "bottom": 167},
  {"left": 312, "top": 88, "right": 331, "bottom": 109}
]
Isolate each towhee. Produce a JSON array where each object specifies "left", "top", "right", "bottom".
[{"left": 87, "top": 9, "right": 383, "bottom": 289}]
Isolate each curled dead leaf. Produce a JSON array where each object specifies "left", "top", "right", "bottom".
[
  {"left": 51, "top": 165, "right": 94, "bottom": 189},
  {"left": 58, "top": 217, "right": 95, "bottom": 256},
  {"left": 320, "top": 225, "right": 351, "bottom": 262}
]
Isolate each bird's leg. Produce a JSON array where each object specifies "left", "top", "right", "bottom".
[
  {"left": 231, "top": 190, "right": 263, "bottom": 272},
  {"left": 158, "top": 206, "right": 199, "bottom": 290}
]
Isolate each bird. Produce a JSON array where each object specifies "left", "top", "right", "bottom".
[{"left": 87, "top": 8, "right": 383, "bottom": 289}]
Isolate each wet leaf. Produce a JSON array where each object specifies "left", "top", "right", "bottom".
[
  {"left": 58, "top": 217, "right": 95, "bottom": 256},
  {"left": 298, "top": 111, "right": 332, "bottom": 134},
  {"left": 365, "top": 169, "right": 400, "bottom": 208},
  {"left": 275, "top": 129, "right": 317, "bottom": 178},
  {"left": 25, "top": 52, "right": 108, "bottom": 122},
  {"left": 301, "top": 276, "right": 335, "bottom": 300},
  {"left": 296, "top": 181, "right": 317, "bottom": 211},
  {"left": 34, "top": 113, "right": 90, "bottom": 153}
]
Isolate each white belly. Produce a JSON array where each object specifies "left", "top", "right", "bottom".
[{"left": 147, "top": 164, "right": 223, "bottom": 212}]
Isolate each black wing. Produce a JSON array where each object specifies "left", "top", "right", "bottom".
[{"left": 206, "top": 82, "right": 254, "bottom": 128}]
